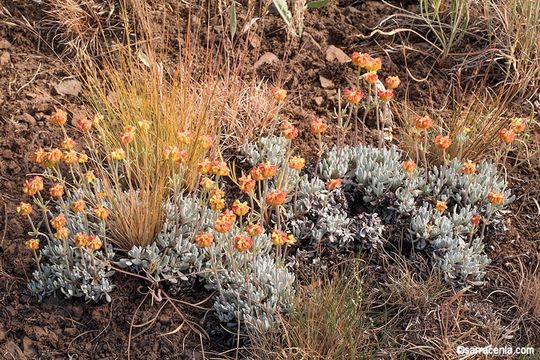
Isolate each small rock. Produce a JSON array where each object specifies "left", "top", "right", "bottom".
[
  {"left": 319, "top": 75, "right": 335, "bottom": 89},
  {"left": 54, "top": 79, "right": 82, "bottom": 96},
  {"left": 314, "top": 97, "right": 324, "bottom": 106},
  {"left": 0, "top": 39, "right": 11, "bottom": 49},
  {"left": 254, "top": 52, "right": 279, "bottom": 69},
  {"left": 64, "top": 327, "right": 78, "bottom": 336},
  {"left": 326, "top": 45, "right": 350, "bottom": 63},
  {"left": 303, "top": 32, "right": 322, "bottom": 53},
  {"left": 22, "top": 336, "right": 36, "bottom": 358},
  {"left": 0, "top": 51, "right": 11, "bottom": 67}
]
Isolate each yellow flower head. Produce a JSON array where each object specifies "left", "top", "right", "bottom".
[{"left": 25, "top": 238, "right": 40, "bottom": 251}]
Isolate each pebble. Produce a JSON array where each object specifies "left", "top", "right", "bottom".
[
  {"left": 54, "top": 79, "right": 82, "bottom": 96},
  {"left": 326, "top": 45, "right": 350, "bottom": 63},
  {"left": 254, "top": 52, "right": 279, "bottom": 69}
]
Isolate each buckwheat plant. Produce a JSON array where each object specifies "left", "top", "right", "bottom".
[{"left": 21, "top": 109, "right": 115, "bottom": 302}]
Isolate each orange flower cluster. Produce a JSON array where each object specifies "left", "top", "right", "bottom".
[
  {"left": 461, "top": 160, "right": 476, "bottom": 175},
  {"left": 434, "top": 134, "right": 452, "bottom": 150},
  {"left": 214, "top": 210, "right": 236, "bottom": 233},
  {"left": 22, "top": 176, "right": 44, "bottom": 196},
  {"left": 74, "top": 115, "right": 93, "bottom": 131},
  {"left": 233, "top": 233, "right": 253, "bottom": 252},
  {"left": 266, "top": 189, "right": 287, "bottom": 206},
  {"left": 273, "top": 88, "right": 287, "bottom": 102},
  {"left": 498, "top": 128, "right": 516, "bottom": 145},
  {"left": 250, "top": 163, "right": 277, "bottom": 181},
  {"left": 16, "top": 202, "right": 32, "bottom": 216},
  {"left": 195, "top": 231, "right": 214, "bottom": 248},
  {"left": 74, "top": 232, "right": 102, "bottom": 251},
  {"left": 281, "top": 121, "right": 299, "bottom": 140},
  {"left": 209, "top": 188, "right": 225, "bottom": 211},
  {"left": 402, "top": 160, "right": 416, "bottom": 173},
  {"left": 200, "top": 177, "right": 215, "bottom": 190},
  {"left": 310, "top": 118, "right": 328, "bottom": 135},
  {"left": 177, "top": 130, "right": 194, "bottom": 145},
  {"left": 163, "top": 145, "right": 189, "bottom": 163},
  {"left": 435, "top": 201, "right": 448, "bottom": 213},
  {"left": 343, "top": 88, "right": 363, "bottom": 104},
  {"left": 288, "top": 156, "right": 305, "bottom": 170},
  {"left": 326, "top": 178, "right": 342, "bottom": 190},
  {"left": 111, "top": 148, "right": 125, "bottom": 160},
  {"left": 271, "top": 229, "right": 287, "bottom": 246},
  {"left": 232, "top": 199, "right": 250, "bottom": 216},
  {"left": 49, "top": 183, "right": 64, "bottom": 198},
  {"left": 377, "top": 89, "right": 394, "bottom": 102},
  {"left": 385, "top": 76, "right": 400, "bottom": 89},
  {"left": 93, "top": 205, "right": 110, "bottom": 220},
  {"left": 119, "top": 126, "right": 136, "bottom": 145},
  {"left": 50, "top": 213, "right": 67, "bottom": 230},
  {"left": 238, "top": 174, "right": 256, "bottom": 193},
  {"left": 498, "top": 118, "right": 527, "bottom": 145},
  {"left": 414, "top": 116, "right": 433, "bottom": 130},
  {"left": 25, "top": 238, "right": 40, "bottom": 251},
  {"left": 246, "top": 223, "right": 264, "bottom": 237},
  {"left": 487, "top": 191, "right": 504, "bottom": 206},
  {"left": 48, "top": 109, "right": 68, "bottom": 126}
]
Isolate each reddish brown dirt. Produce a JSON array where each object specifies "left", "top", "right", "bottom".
[{"left": 1, "top": 0, "right": 539, "bottom": 358}]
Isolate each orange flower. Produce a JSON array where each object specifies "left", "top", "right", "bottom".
[
  {"left": 55, "top": 227, "right": 69, "bottom": 240},
  {"left": 351, "top": 52, "right": 371, "bottom": 68},
  {"left": 74, "top": 232, "right": 89, "bottom": 247},
  {"left": 214, "top": 210, "right": 236, "bottom": 233},
  {"left": 232, "top": 199, "right": 250, "bottom": 216},
  {"left": 43, "top": 149, "right": 63, "bottom": 167},
  {"left": 471, "top": 214, "right": 481, "bottom": 226},
  {"left": 50, "top": 213, "right": 67, "bottom": 229},
  {"left": 343, "top": 88, "right": 363, "bottom": 104},
  {"left": 61, "top": 137, "right": 76, "bottom": 150},
  {"left": 385, "top": 76, "right": 400, "bottom": 89},
  {"left": 177, "top": 130, "right": 193, "bottom": 145},
  {"left": 239, "top": 174, "right": 256, "bottom": 193},
  {"left": 250, "top": 166, "right": 264, "bottom": 181},
  {"left": 377, "top": 89, "right": 394, "bottom": 102},
  {"left": 246, "top": 223, "right": 264, "bottom": 237},
  {"left": 273, "top": 88, "right": 287, "bottom": 102},
  {"left": 402, "top": 160, "right": 416, "bottom": 173},
  {"left": 137, "top": 120, "right": 150, "bottom": 130},
  {"left": 31, "top": 148, "right": 46, "bottom": 165},
  {"left": 78, "top": 153, "right": 89, "bottom": 164},
  {"left": 461, "top": 160, "right": 476, "bottom": 175},
  {"left": 16, "top": 202, "right": 32, "bottom": 216},
  {"left": 286, "top": 234, "right": 297, "bottom": 245},
  {"left": 362, "top": 72, "right": 378, "bottom": 85},
  {"left": 93, "top": 206, "right": 109, "bottom": 220},
  {"left": 271, "top": 229, "right": 287, "bottom": 246},
  {"left": 510, "top": 118, "right": 526, "bottom": 134},
  {"left": 266, "top": 190, "right": 287, "bottom": 206},
  {"left": 435, "top": 201, "right": 447, "bottom": 213},
  {"left": 111, "top": 148, "right": 125, "bottom": 160},
  {"left": 487, "top": 191, "right": 504, "bottom": 206},
  {"left": 48, "top": 109, "right": 67, "bottom": 126},
  {"left": 365, "top": 57, "right": 382, "bottom": 72},
  {"left": 197, "top": 159, "right": 213, "bottom": 174},
  {"left": 63, "top": 150, "right": 79, "bottom": 165},
  {"left": 71, "top": 199, "right": 86, "bottom": 213},
  {"left": 434, "top": 134, "right": 452, "bottom": 150},
  {"left": 22, "top": 176, "right": 44, "bottom": 196},
  {"left": 86, "top": 235, "right": 102, "bottom": 251},
  {"left": 210, "top": 188, "right": 225, "bottom": 199},
  {"left": 200, "top": 177, "right": 215, "bottom": 190},
  {"left": 209, "top": 194, "right": 225, "bottom": 211},
  {"left": 233, "top": 233, "right": 253, "bottom": 252},
  {"left": 195, "top": 232, "right": 214, "bottom": 248},
  {"left": 119, "top": 126, "right": 136, "bottom": 145},
  {"left": 74, "top": 115, "right": 93, "bottom": 131},
  {"left": 414, "top": 116, "right": 433, "bottom": 130},
  {"left": 311, "top": 118, "right": 328, "bottom": 135},
  {"left": 288, "top": 156, "right": 305, "bottom": 170},
  {"left": 211, "top": 160, "right": 230, "bottom": 177},
  {"left": 49, "top": 183, "right": 64, "bottom": 198},
  {"left": 201, "top": 135, "right": 214, "bottom": 149},
  {"left": 498, "top": 129, "right": 515, "bottom": 144},
  {"left": 84, "top": 170, "right": 96, "bottom": 183},
  {"left": 261, "top": 163, "right": 277, "bottom": 178},
  {"left": 281, "top": 121, "right": 299, "bottom": 140},
  {"left": 326, "top": 178, "right": 343, "bottom": 190},
  {"left": 163, "top": 145, "right": 188, "bottom": 163},
  {"left": 25, "top": 239, "right": 40, "bottom": 251}
]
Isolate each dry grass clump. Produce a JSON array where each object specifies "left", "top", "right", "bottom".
[{"left": 43, "top": 0, "right": 124, "bottom": 58}]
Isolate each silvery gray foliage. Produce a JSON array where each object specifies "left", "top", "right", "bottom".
[
  {"left": 318, "top": 144, "right": 513, "bottom": 283},
  {"left": 205, "top": 230, "right": 295, "bottom": 331},
  {"left": 28, "top": 184, "right": 115, "bottom": 302},
  {"left": 243, "top": 135, "right": 289, "bottom": 166},
  {"left": 285, "top": 183, "right": 385, "bottom": 249},
  {"left": 116, "top": 195, "right": 211, "bottom": 283}
]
